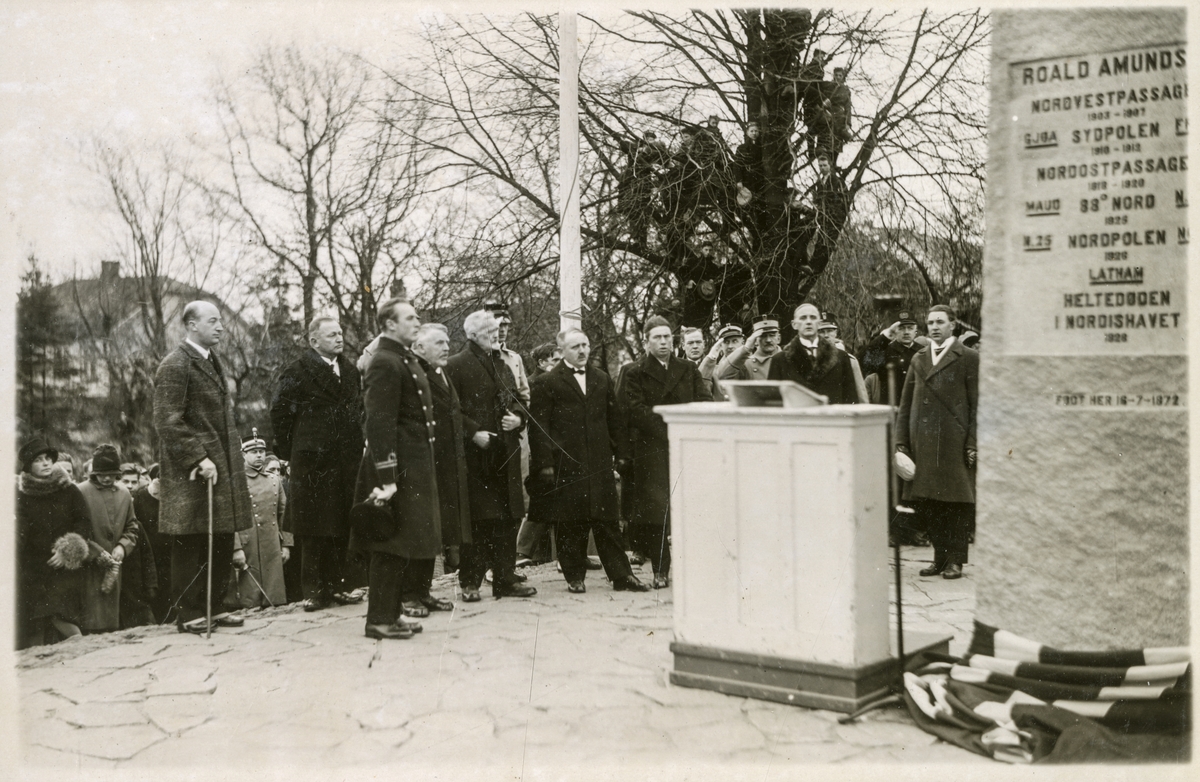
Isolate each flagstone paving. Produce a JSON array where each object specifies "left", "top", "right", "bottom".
[{"left": 16, "top": 548, "right": 986, "bottom": 776}]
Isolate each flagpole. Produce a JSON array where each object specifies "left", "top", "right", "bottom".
[{"left": 559, "top": 4, "right": 582, "bottom": 333}]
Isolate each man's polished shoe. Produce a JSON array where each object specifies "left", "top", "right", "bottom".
[
  {"left": 333, "top": 591, "right": 365, "bottom": 605},
  {"left": 515, "top": 557, "right": 535, "bottom": 568},
  {"left": 919, "top": 564, "right": 946, "bottom": 577},
  {"left": 566, "top": 580, "right": 586, "bottom": 593},
  {"left": 651, "top": 574, "right": 669, "bottom": 589},
  {"left": 585, "top": 558, "right": 602, "bottom": 570},
  {"left": 942, "top": 564, "right": 963, "bottom": 580},
  {"left": 177, "top": 618, "right": 213, "bottom": 635},
  {"left": 628, "top": 553, "right": 647, "bottom": 566},
  {"left": 420, "top": 595, "right": 454, "bottom": 612},
  {"left": 511, "top": 571, "right": 528, "bottom": 582},
  {"left": 612, "top": 576, "right": 650, "bottom": 592},
  {"left": 365, "top": 623, "right": 412, "bottom": 640},
  {"left": 493, "top": 582, "right": 537, "bottom": 598},
  {"left": 213, "top": 612, "right": 244, "bottom": 627},
  {"left": 401, "top": 600, "right": 430, "bottom": 618},
  {"left": 303, "top": 597, "right": 332, "bottom": 612},
  {"left": 461, "top": 588, "right": 482, "bottom": 603}
]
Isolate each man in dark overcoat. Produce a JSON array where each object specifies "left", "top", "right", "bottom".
[
  {"left": 622, "top": 315, "right": 712, "bottom": 588},
  {"left": 768, "top": 303, "right": 860, "bottom": 405},
  {"left": 411, "top": 323, "right": 469, "bottom": 613},
  {"left": 351, "top": 299, "right": 441, "bottom": 640},
  {"left": 859, "top": 310, "right": 923, "bottom": 402},
  {"left": 153, "top": 300, "right": 251, "bottom": 634},
  {"left": 270, "top": 316, "right": 364, "bottom": 611},
  {"left": 444, "top": 310, "right": 536, "bottom": 601},
  {"left": 895, "top": 304, "right": 979, "bottom": 580},
  {"left": 529, "top": 328, "right": 649, "bottom": 594}
]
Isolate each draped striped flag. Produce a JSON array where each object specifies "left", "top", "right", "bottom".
[{"left": 902, "top": 621, "right": 1190, "bottom": 763}]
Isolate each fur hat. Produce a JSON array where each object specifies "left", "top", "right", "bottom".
[
  {"left": 19, "top": 438, "right": 58, "bottom": 472},
  {"left": 49, "top": 532, "right": 90, "bottom": 571},
  {"left": 90, "top": 444, "right": 122, "bottom": 475}
]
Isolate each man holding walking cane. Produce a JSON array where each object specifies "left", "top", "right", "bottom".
[{"left": 153, "top": 301, "right": 253, "bottom": 635}]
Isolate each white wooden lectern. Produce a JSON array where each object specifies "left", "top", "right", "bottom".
[{"left": 654, "top": 401, "right": 949, "bottom": 713}]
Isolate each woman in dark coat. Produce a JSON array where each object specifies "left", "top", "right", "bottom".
[
  {"left": 16, "top": 439, "right": 93, "bottom": 649},
  {"left": 621, "top": 317, "right": 712, "bottom": 587}
]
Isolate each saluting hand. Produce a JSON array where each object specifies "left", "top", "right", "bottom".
[{"left": 883, "top": 321, "right": 901, "bottom": 341}]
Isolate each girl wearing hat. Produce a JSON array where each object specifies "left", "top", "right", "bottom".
[
  {"left": 76, "top": 444, "right": 140, "bottom": 634},
  {"left": 15, "top": 439, "right": 94, "bottom": 648}
]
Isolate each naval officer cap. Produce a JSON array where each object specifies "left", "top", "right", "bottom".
[
  {"left": 817, "top": 311, "right": 838, "bottom": 330},
  {"left": 897, "top": 310, "right": 918, "bottom": 326}
]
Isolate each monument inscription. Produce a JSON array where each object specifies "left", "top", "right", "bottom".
[{"left": 1003, "top": 43, "right": 1187, "bottom": 357}]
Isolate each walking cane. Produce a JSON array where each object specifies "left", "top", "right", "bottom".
[{"left": 206, "top": 474, "right": 215, "bottom": 640}]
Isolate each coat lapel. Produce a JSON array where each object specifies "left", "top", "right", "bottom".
[
  {"left": 303, "top": 348, "right": 344, "bottom": 399},
  {"left": 924, "top": 340, "right": 962, "bottom": 381},
  {"left": 553, "top": 361, "right": 587, "bottom": 402},
  {"left": 641, "top": 355, "right": 669, "bottom": 387},
  {"left": 181, "top": 342, "right": 224, "bottom": 395}
]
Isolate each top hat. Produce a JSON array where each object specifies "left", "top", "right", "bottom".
[{"left": 18, "top": 438, "right": 58, "bottom": 472}]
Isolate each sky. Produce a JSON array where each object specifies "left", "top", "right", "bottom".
[{"left": 0, "top": 0, "right": 467, "bottom": 283}]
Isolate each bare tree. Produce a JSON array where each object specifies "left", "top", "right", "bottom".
[{"left": 388, "top": 9, "right": 988, "bottom": 345}]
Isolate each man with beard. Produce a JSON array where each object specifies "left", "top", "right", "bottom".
[
  {"left": 529, "top": 328, "right": 649, "bottom": 594},
  {"left": 271, "top": 316, "right": 364, "bottom": 612},
  {"left": 621, "top": 316, "right": 712, "bottom": 588},
  {"left": 351, "top": 298, "right": 440, "bottom": 640},
  {"left": 410, "top": 323, "right": 467, "bottom": 614},
  {"left": 445, "top": 310, "right": 536, "bottom": 601},
  {"left": 768, "top": 303, "right": 860, "bottom": 405}
]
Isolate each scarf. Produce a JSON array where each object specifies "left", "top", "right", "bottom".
[{"left": 18, "top": 464, "right": 72, "bottom": 497}]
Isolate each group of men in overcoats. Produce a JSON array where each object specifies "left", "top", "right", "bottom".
[{"left": 149, "top": 290, "right": 977, "bottom": 642}]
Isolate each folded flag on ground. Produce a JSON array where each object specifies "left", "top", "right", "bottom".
[{"left": 902, "top": 620, "right": 1190, "bottom": 763}]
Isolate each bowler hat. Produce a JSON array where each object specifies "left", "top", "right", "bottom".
[
  {"left": 90, "top": 444, "right": 122, "bottom": 475},
  {"left": 897, "top": 310, "right": 917, "bottom": 326},
  {"left": 18, "top": 438, "right": 58, "bottom": 472},
  {"left": 350, "top": 499, "right": 397, "bottom": 543}
]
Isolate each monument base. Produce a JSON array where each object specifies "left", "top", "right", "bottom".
[{"left": 669, "top": 631, "right": 950, "bottom": 714}]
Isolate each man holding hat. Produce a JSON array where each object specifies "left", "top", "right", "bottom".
[
  {"left": 716, "top": 314, "right": 782, "bottom": 383},
  {"left": 484, "top": 301, "right": 531, "bottom": 412},
  {"left": 226, "top": 430, "right": 291, "bottom": 610},
  {"left": 895, "top": 305, "right": 979, "bottom": 580},
  {"left": 76, "top": 444, "right": 141, "bottom": 633},
  {"left": 768, "top": 303, "right": 860, "bottom": 405},
  {"left": 153, "top": 300, "right": 252, "bottom": 634}
]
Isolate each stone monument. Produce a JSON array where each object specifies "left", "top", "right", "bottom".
[{"left": 974, "top": 9, "right": 1188, "bottom": 648}]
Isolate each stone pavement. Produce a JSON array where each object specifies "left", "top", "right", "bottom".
[{"left": 15, "top": 548, "right": 986, "bottom": 777}]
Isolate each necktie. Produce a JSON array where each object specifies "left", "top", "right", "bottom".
[
  {"left": 210, "top": 353, "right": 224, "bottom": 379},
  {"left": 572, "top": 368, "right": 585, "bottom": 375}
]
